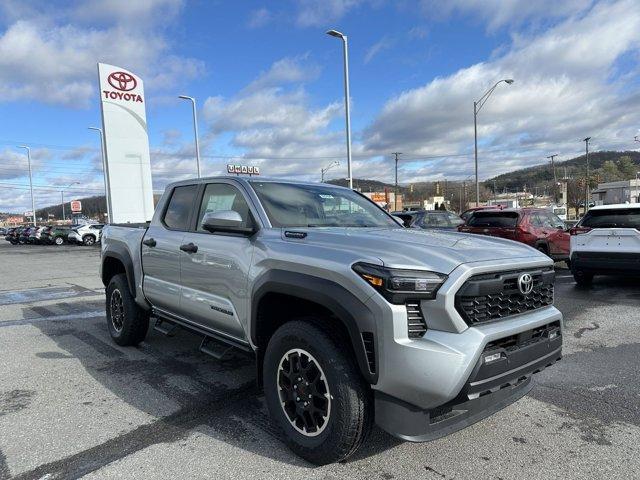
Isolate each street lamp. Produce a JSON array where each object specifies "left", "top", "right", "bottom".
[
  {"left": 321, "top": 161, "right": 340, "bottom": 182},
  {"left": 17, "top": 145, "right": 36, "bottom": 226},
  {"left": 584, "top": 137, "right": 591, "bottom": 212},
  {"left": 61, "top": 182, "right": 80, "bottom": 221},
  {"left": 635, "top": 171, "right": 640, "bottom": 203},
  {"left": 88, "top": 127, "right": 111, "bottom": 222},
  {"left": 178, "top": 95, "right": 201, "bottom": 178},
  {"left": 473, "top": 78, "right": 514, "bottom": 205},
  {"left": 326, "top": 29, "right": 353, "bottom": 189},
  {"left": 392, "top": 152, "right": 402, "bottom": 211}
]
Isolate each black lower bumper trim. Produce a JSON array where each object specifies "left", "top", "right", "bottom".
[
  {"left": 571, "top": 252, "right": 640, "bottom": 275},
  {"left": 375, "top": 379, "right": 533, "bottom": 442}
]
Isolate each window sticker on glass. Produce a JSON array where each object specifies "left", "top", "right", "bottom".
[{"left": 319, "top": 194, "right": 334, "bottom": 199}]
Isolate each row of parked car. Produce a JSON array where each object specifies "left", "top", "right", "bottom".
[
  {"left": 394, "top": 203, "right": 640, "bottom": 284},
  {"left": 3, "top": 224, "right": 104, "bottom": 246}
]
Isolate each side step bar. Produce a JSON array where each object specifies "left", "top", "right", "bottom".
[
  {"left": 153, "top": 317, "right": 180, "bottom": 337},
  {"left": 151, "top": 308, "right": 252, "bottom": 360}
]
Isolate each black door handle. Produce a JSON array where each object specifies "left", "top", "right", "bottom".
[
  {"left": 142, "top": 238, "right": 156, "bottom": 247},
  {"left": 180, "top": 242, "right": 198, "bottom": 253}
]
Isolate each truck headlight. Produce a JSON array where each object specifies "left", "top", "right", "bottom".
[{"left": 352, "top": 262, "right": 447, "bottom": 304}]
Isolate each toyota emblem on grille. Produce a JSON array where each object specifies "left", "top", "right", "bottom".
[
  {"left": 108, "top": 71, "right": 137, "bottom": 91},
  {"left": 518, "top": 273, "right": 534, "bottom": 295}
]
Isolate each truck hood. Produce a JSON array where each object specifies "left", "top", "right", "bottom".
[{"left": 281, "top": 227, "right": 548, "bottom": 274}]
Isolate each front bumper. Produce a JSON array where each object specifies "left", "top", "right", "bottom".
[
  {"left": 366, "top": 257, "right": 563, "bottom": 440},
  {"left": 67, "top": 232, "right": 81, "bottom": 243}
]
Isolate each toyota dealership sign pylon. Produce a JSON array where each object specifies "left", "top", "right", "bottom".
[{"left": 98, "top": 63, "right": 154, "bottom": 223}]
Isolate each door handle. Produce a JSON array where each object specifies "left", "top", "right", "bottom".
[
  {"left": 142, "top": 238, "right": 156, "bottom": 247},
  {"left": 179, "top": 242, "right": 198, "bottom": 253}
]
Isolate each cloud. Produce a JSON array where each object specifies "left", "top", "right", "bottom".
[
  {"left": 363, "top": 0, "right": 640, "bottom": 180},
  {"left": 364, "top": 36, "right": 394, "bottom": 64},
  {"left": 200, "top": 55, "right": 348, "bottom": 178},
  {"left": 247, "top": 55, "right": 321, "bottom": 92},
  {"left": 0, "top": 1, "right": 204, "bottom": 107},
  {"left": 420, "top": 0, "right": 594, "bottom": 32},
  {"left": 247, "top": 7, "right": 272, "bottom": 28},
  {"left": 294, "top": 0, "right": 364, "bottom": 27}
]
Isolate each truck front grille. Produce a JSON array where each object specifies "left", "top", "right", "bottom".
[
  {"left": 455, "top": 267, "right": 554, "bottom": 326},
  {"left": 406, "top": 301, "right": 427, "bottom": 338}
]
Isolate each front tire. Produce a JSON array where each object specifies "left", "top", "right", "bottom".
[
  {"left": 263, "top": 320, "right": 372, "bottom": 465},
  {"left": 106, "top": 274, "right": 149, "bottom": 346},
  {"left": 54, "top": 236, "right": 64, "bottom": 245},
  {"left": 83, "top": 235, "right": 95, "bottom": 246}
]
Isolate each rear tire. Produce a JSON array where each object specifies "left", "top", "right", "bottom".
[
  {"left": 263, "top": 319, "right": 372, "bottom": 465},
  {"left": 106, "top": 274, "right": 149, "bottom": 346},
  {"left": 572, "top": 270, "right": 593, "bottom": 286}
]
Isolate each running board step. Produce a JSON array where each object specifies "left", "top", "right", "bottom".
[
  {"left": 200, "top": 336, "right": 236, "bottom": 360},
  {"left": 153, "top": 317, "right": 180, "bottom": 337}
]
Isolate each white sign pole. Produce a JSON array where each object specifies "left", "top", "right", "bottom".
[{"left": 97, "top": 63, "right": 154, "bottom": 223}]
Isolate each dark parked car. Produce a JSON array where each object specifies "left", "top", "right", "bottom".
[
  {"left": 18, "top": 227, "right": 34, "bottom": 244},
  {"left": 6, "top": 227, "right": 23, "bottom": 244},
  {"left": 28, "top": 226, "right": 48, "bottom": 244},
  {"left": 43, "top": 226, "right": 71, "bottom": 245},
  {"left": 393, "top": 210, "right": 465, "bottom": 230},
  {"left": 458, "top": 208, "right": 570, "bottom": 261}
]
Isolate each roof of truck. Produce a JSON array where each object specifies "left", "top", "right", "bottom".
[{"left": 167, "top": 176, "right": 351, "bottom": 189}]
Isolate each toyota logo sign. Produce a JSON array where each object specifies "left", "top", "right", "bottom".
[
  {"left": 108, "top": 71, "right": 137, "bottom": 91},
  {"left": 517, "top": 273, "right": 534, "bottom": 295}
]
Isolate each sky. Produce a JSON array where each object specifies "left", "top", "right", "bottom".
[{"left": 2, "top": 0, "right": 640, "bottom": 213}]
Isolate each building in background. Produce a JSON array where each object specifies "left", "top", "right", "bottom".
[{"left": 592, "top": 179, "right": 640, "bottom": 205}]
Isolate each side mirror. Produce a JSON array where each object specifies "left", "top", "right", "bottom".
[
  {"left": 201, "top": 210, "right": 254, "bottom": 235},
  {"left": 392, "top": 215, "right": 409, "bottom": 228}
]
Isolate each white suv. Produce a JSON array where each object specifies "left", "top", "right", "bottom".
[
  {"left": 570, "top": 203, "right": 640, "bottom": 285},
  {"left": 68, "top": 224, "right": 104, "bottom": 246}
]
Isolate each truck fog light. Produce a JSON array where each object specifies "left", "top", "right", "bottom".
[
  {"left": 484, "top": 352, "right": 503, "bottom": 364},
  {"left": 549, "top": 330, "right": 559, "bottom": 340}
]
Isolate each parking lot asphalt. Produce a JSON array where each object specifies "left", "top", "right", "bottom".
[{"left": 0, "top": 242, "right": 639, "bottom": 480}]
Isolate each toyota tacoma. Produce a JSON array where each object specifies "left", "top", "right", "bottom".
[{"left": 100, "top": 177, "right": 563, "bottom": 464}]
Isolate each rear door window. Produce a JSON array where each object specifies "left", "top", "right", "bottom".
[
  {"left": 163, "top": 185, "right": 198, "bottom": 231},
  {"left": 580, "top": 208, "right": 640, "bottom": 229},
  {"left": 467, "top": 212, "right": 519, "bottom": 228}
]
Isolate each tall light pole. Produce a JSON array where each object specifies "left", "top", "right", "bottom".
[
  {"left": 18, "top": 146, "right": 36, "bottom": 226},
  {"left": 547, "top": 153, "right": 558, "bottom": 203},
  {"left": 321, "top": 161, "right": 340, "bottom": 182},
  {"left": 635, "top": 171, "right": 639, "bottom": 203},
  {"left": 392, "top": 152, "right": 402, "bottom": 211},
  {"left": 326, "top": 29, "right": 353, "bottom": 189},
  {"left": 61, "top": 182, "right": 80, "bottom": 221},
  {"left": 584, "top": 137, "right": 591, "bottom": 213},
  {"left": 179, "top": 95, "right": 201, "bottom": 178},
  {"left": 473, "top": 78, "right": 514, "bottom": 206},
  {"left": 88, "top": 127, "right": 111, "bottom": 222}
]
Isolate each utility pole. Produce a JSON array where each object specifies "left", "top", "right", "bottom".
[
  {"left": 546, "top": 154, "right": 558, "bottom": 184},
  {"left": 584, "top": 137, "right": 591, "bottom": 213},
  {"left": 392, "top": 152, "right": 402, "bottom": 211},
  {"left": 547, "top": 154, "right": 558, "bottom": 203},
  {"left": 18, "top": 146, "right": 36, "bottom": 226}
]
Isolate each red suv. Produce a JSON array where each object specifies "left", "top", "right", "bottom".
[{"left": 458, "top": 208, "right": 569, "bottom": 261}]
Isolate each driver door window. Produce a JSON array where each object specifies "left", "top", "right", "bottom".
[{"left": 196, "top": 183, "right": 252, "bottom": 231}]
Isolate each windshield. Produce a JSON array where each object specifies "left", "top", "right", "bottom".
[
  {"left": 250, "top": 182, "right": 399, "bottom": 228},
  {"left": 580, "top": 208, "right": 640, "bottom": 229},
  {"left": 468, "top": 212, "right": 519, "bottom": 228}
]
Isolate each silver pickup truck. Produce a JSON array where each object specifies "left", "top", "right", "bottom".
[{"left": 100, "top": 177, "right": 563, "bottom": 464}]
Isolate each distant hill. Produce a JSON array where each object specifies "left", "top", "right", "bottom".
[{"left": 487, "top": 151, "right": 640, "bottom": 191}]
